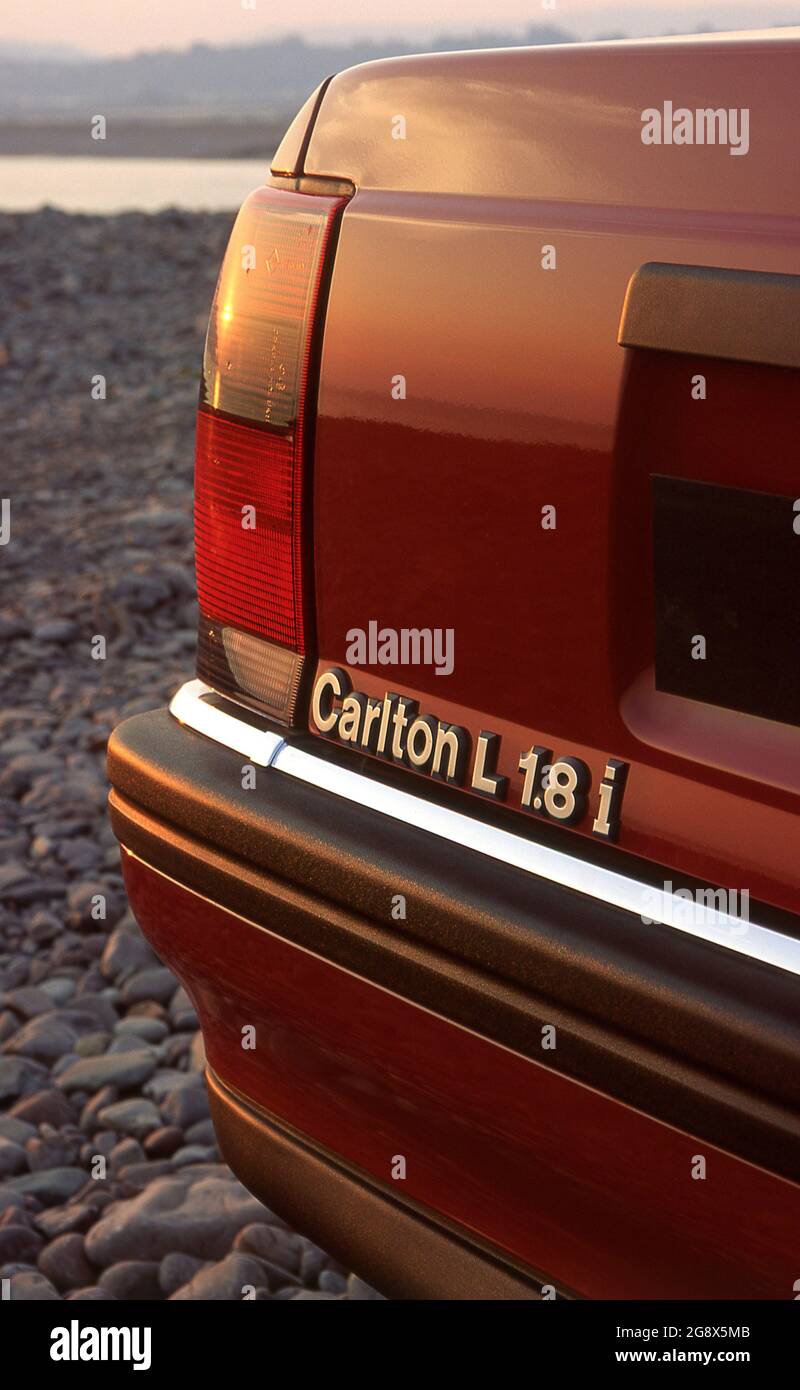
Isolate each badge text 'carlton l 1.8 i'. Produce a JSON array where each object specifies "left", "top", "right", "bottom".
[{"left": 311, "top": 668, "right": 629, "bottom": 841}]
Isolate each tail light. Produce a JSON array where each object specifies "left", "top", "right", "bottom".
[{"left": 194, "top": 184, "right": 346, "bottom": 722}]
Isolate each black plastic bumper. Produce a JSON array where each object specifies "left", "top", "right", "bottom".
[{"left": 108, "top": 706, "right": 800, "bottom": 1184}]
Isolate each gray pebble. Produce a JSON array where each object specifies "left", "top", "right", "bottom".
[
  {"left": 8, "top": 1269, "right": 62, "bottom": 1300},
  {"left": 0, "top": 1115, "right": 36, "bottom": 1145},
  {"left": 0, "top": 1138, "right": 27, "bottom": 1177},
  {"left": 66, "top": 1286, "right": 118, "bottom": 1300},
  {"left": 184, "top": 1118, "right": 216, "bottom": 1146},
  {"left": 109, "top": 1137, "right": 146, "bottom": 1169},
  {"left": 0, "top": 985, "right": 55, "bottom": 1018},
  {"left": 3, "top": 1013, "right": 80, "bottom": 1063},
  {"left": 116, "top": 1159, "right": 177, "bottom": 1187},
  {"left": 169, "top": 1252, "right": 267, "bottom": 1300},
  {"left": 88, "top": 1129, "right": 119, "bottom": 1160},
  {"left": 66, "top": 880, "right": 122, "bottom": 930},
  {"left": 0, "top": 1055, "right": 49, "bottom": 1101},
  {"left": 51, "top": 1053, "right": 81, "bottom": 1078},
  {"left": 78, "top": 1083, "right": 118, "bottom": 1132},
  {"left": 6, "top": 1167, "right": 88, "bottom": 1205},
  {"left": 114, "top": 1016, "right": 168, "bottom": 1043},
  {"left": 38, "top": 977, "right": 77, "bottom": 1003},
  {"left": 25, "top": 1129, "right": 82, "bottom": 1173},
  {"left": 25, "top": 911, "right": 62, "bottom": 945},
  {"left": 85, "top": 1172, "right": 270, "bottom": 1266},
  {"left": 34, "top": 1204, "right": 97, "bottom": 1240},
  {"left": 0, "top": 1224, "right": 44, "bottom": 1264},
  {"left": 319, "top": 1269, "right": 349, "bottom": 1294},
  {"left": 171, "top": 1144, "right": 217, "bottom": 1167},
  {"left": 169, "top": 986, "right": 199, "bottom": 1030},
  {"left": 234, "top": 1222, "right": 301, "bottom": 1275},
  {"left": 74, "top": 1031, "right": 111, "bottom": 1057},
  {"left": 101, "top": 925, "right": 158, "bottom": 983},
  {"left": 120, "top": 967, "right": 179, "bottom": 1006},
  {"left": 66, "top": 993, "right": 119, "bottom": 1031},
  {"left": 106, "top": 1034, "right": 156, "bottom": 1056},
  {"left": 0, "top": 1010, "right": 18, "bottom": 1044},
  {"left": 0, "top": 753, "right": 62, "bottom": 797},
  {"left": 99, "top": 1259, "right": 162, "bottom": 1300},
  {"left": 57, "top": 1049, "right": 156, "bottom": 1092},
  {"left": 32, "top": 620, "right": 78, "bottom": 644},
  {"left": 288, "top": 1289, "right": 344, "bottom": 1300},
  {"left": 8, "top": 1087, "right": 75, "bottom": 1128},
  {"left": 160, "top": 1084, "right": 209, "bottom": 1131},
  {"left": 299, "top": 1242, "right": 329, "bottom": 1286},
  {"left": 143, "top": 1068, "right": 199, "bottom": 1101},
  {"left": 158, "top": 1251, "right": 206, "bottom": 1296},
  {"left": 142, "top": 1125, "right": 184, "bottom": 1158},
  {"left": 38, "top": 1232, "right": 96, "bottom": 1291},
  {"left": 95, "top": 1098, "right": 162, "bottom": 1138}
]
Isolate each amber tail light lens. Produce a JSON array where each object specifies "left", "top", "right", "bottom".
[{"left": 194, "top": 184, "right": 347, "bottom": 721}]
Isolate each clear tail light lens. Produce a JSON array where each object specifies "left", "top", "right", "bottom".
[{"left": 194, "top": 184, "right": 346, "bottom": 721}]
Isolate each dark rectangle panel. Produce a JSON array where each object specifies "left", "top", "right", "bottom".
[{"left": 652, "top": 475, "right": 800, "bottom": 726}]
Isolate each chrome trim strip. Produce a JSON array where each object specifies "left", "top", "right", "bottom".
[
  {"left": 169, "top": 680, "right": 800, "bottom": 979},
  {"left": 169, "top": 679, "right": 284, "bottom": 768}
]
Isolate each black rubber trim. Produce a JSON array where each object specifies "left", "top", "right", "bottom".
[
  {"left": 108, "top": 708, "right": 800, "bottom": 1181},
  {"left": 296, "top": 75, "right": 333, "bottom": 177},
  {"left": 207, "top": 1068, "right": 547, "bottom": 1300},
  {"left": 619, "top": 263, "right": 800, "bottom": 369}
]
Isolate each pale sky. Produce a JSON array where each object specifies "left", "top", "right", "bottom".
[{"left": 1, "top": 0, "right": 797, "bottom": 57}]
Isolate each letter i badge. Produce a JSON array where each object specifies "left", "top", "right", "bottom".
[{"left": 592, "top": 759, "right": 628, "bottom": 841}]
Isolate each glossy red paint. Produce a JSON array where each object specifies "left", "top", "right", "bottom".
[
  {"left": 306, "top": 36, "right": 800, "bottom": 917},
  {"left": 122, "top": 848, "right": 800, "bottom": 1300}
]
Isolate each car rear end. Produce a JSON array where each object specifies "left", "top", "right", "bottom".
[{"left": 108, "top": 32, "right": 800, "bottom": 1299}]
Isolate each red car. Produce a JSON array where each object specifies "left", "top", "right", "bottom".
[{"left": 109, "top": 31, "right": 800, "bottom": 1299}]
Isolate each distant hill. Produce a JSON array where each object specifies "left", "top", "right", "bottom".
[
  {"left": 0, "top": 41, "right": 90, "bottom": 63},
  {"left": 0, "top": 27, "right": 574, "bottom": 115}
]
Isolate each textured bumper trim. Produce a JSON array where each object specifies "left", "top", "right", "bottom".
[{"left": 169, "top": 679, "right": 800, "bottom": 979}]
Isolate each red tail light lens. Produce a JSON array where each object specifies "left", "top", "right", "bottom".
[
  {"left": 195, "top": 411, "right": 297, "bottom": 647},
  {"left": 193, "top": 185, "right": 346, "bottom": 721}
]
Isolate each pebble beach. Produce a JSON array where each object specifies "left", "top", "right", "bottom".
[{"left": 0, "top": 207, "right": 379, "bottom": 1301}]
